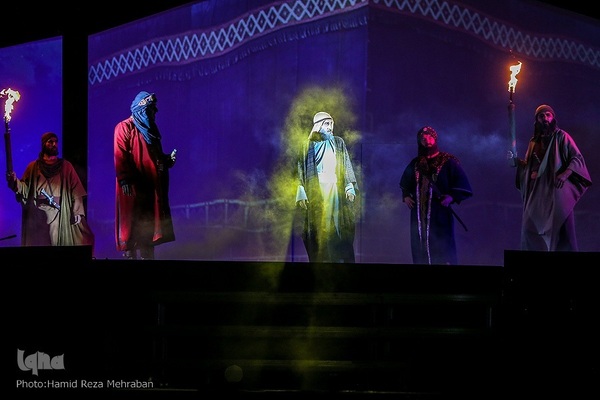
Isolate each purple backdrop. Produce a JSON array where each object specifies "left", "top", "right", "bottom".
[
  {"left": 3, "top": 1, "right": 598, "bottom": 266},
  {"left": 86, "top": 0, "right": 600, "bottom": 264}
]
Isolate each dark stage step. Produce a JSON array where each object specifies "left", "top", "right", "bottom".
[{"left": 8, "top": 246, "right": 600, "bottom": 398}]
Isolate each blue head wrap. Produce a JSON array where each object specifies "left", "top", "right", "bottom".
[{"left": 130, "top": 91, "right": 161, "bottom": 144}]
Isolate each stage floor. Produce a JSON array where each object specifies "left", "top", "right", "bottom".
[{"left": 9, "top": 246, "right": 600, "bottom": 398}]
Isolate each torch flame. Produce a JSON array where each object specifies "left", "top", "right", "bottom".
[
  {"left": 1, "top": 88, "right": 21, "bottom": 122},
  {"left": 507, "top": 62, "right": 522, "bottom": 93}
]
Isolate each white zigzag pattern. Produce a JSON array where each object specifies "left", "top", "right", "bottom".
[
  {"left": 89, "top": 0, "right": 366, "bottom": 84},
  {"left": 88, "top": 0, "right": 599, "bottom": 85},
  {"left": 375, "top": 0, "right": 600, "bottom": 68}
]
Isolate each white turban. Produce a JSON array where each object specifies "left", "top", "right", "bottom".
[{"left": 311, "top": 111, "right": 333, "bottom": 136}]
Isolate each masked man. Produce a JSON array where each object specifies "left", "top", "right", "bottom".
[{"left": 114, "top": 91, "right": 176, "bottom": 259}]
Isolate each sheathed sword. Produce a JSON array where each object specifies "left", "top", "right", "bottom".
[
  {"left": 431, "top": 175, "right": 468, "bottom": 232},
  {"left": 446, "top": 203, "right": 468, "bottom": 231}
]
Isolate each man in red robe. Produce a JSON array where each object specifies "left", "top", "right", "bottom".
[{"left": 114, "top": 91, "right": 176, "bottom": 259}]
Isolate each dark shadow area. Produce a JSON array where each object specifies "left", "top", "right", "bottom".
[{"left": 9, "top": 246, "right": 600, "bottom": 398}]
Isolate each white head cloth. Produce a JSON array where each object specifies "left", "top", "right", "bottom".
[{"left": 311, "top": 111, "right": 333, "bottom": 136}]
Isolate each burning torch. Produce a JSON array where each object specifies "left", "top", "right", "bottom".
[
  {"left": 507, "top": 61, "right": 521, "bottom": 167},
  {"left": 1, "top": 88, "right": 21, "bottom": 174}
]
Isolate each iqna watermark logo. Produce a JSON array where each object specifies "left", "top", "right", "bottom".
[{"left": 17, "top": 349, "right": 65, "bottom": 376}]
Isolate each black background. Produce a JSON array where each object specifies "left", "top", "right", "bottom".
[{"left": 0, "top": 1, "right": 597, "bottom": 49}]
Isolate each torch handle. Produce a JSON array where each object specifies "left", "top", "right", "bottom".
[
  {"left": 508, "top": 101, "right": 517, "bottom": 167},
  {"left": 4, "top": 119, "right": 13, "bottom": 174}
]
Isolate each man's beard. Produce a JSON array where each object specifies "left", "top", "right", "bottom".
[
  {"left": 536, "top": 119, "right": 557, "bottom": 137},
  {"left": 418, "top": 143, "right": 439, "bottom": 157},
  {"left": 43, "top": 147, "right": 58, "bottom": 157},
  {"left": 309, "top": 131, "right": 333, "bottom": 141}
]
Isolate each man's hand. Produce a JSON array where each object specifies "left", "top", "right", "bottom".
[
  {"left": 507, "top": 151, "right": 526, "bottom": 167},
  {"left": 440, "top": 195, "right": 453, "bottom": 207},
  {"left": 346, "top": 192, "right": 355, "bottom": 202},
  {"left": 555, "top": 169, "right": 572, "bottom": 188},
  {"left": 297, "top": 199, "right": 308, "bottom": 210},
  {"left": 121, "top": 183, "right": 134, "bottom": 196},
  {"left": 403, "top": 196, "right": 415, "bottom": 209},
  {"left": 6, "top": 171, "right": 17, "bottom": 190},
  {"left": 170, "top": 149, "right": 177, "bottom": 166},
  {"left": 72, "top": 214, "right": 83, "bottom": 225}
]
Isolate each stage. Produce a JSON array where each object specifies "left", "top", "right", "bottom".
[{"left": 10, "top": 246, "right": 600, "bottom": 398}]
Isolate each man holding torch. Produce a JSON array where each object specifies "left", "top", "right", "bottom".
[
  {"left": 6, "top": 132, "right": 95, "bottom": 248},
  {"left": 509, "top": 105, "right": 591, "bottom": 251}
]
